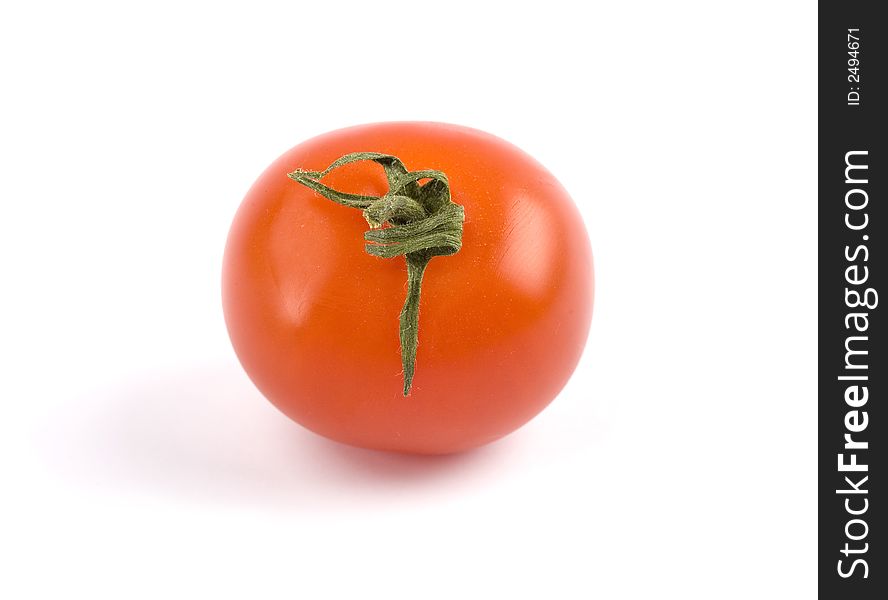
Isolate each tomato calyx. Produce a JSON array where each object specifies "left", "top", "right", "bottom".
[{"left": 288, "top": 152, "right": 465, "bottom": 396}]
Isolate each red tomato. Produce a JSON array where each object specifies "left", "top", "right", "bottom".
[{"left": 222, "top": 122, "right": 593, "bottom": 454}]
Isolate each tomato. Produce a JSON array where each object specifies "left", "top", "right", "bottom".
[{"left": 222, "top": 122, "right": 593, "bottom": 454}]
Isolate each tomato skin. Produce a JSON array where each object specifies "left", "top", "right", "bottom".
[{"left": 223, "top": 122, "right": 593, "bottom": 454}]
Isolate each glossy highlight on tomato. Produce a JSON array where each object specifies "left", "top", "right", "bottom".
[{"left": 222, "top": 122, "right": 593, "bottom": 454}]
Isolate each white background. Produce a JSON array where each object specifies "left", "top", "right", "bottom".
[{"left": 0, "top": 1, "right": 816, "bottom": 598}]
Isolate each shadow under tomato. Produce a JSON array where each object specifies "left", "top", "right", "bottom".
[{"left": 41, "top": 361, "right": 521, "bottom": 510}]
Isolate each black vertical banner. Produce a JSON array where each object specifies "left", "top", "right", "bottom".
[{"left": 819, "top": 2, "right": 886, "bottom": 597}]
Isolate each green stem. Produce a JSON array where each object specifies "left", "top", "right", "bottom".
[
  {"left": 401, "top": 253, "right": 430, "bottom": 395},
  {"left": 287, "top": 153, "right": 465, "bottom": 396}
]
